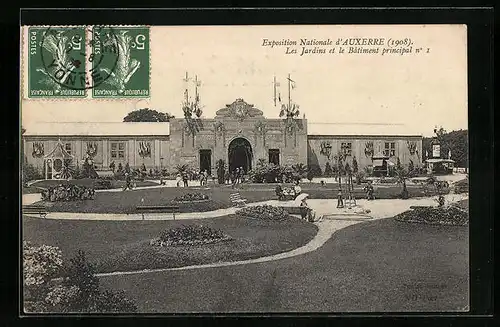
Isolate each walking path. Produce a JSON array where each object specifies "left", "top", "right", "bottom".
[
  {"left": 96, "top": 193, "right": 467, "bottom": 277},
  {"left": 22, "top": 193, "right": 468, "bottom": 221}
]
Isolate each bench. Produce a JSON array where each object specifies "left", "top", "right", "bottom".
[
  {"left": 136, "top": 205, "right": 180, "bottom": 220},
  {"left": 22, "top": 205, "right": 48, "bottom": 218},
  {"left": 230, "top": 192, "right": 247, "bottom": 207}
]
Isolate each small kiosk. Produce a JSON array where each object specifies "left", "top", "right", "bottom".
[
  {"left": 425, "top": 134, "right": 454, "bottom": 175},
  {"left": 43, "top": 140, "right": 74, "bottom": 180},
  {"left": 371, "top": 153, "right": 389, "bottom": 177}
]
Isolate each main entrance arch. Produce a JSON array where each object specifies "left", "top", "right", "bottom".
[{"left": 228, "top": 137, "right": 253, "bottom": 173}]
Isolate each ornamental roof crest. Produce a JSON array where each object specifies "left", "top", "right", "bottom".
[{"left": 215, "top": 98, "right": 264, "bottom": 121}]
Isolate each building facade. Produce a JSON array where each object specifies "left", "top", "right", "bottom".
[{"left": 22, "top": 98, "right": 423, "bottom": 179}]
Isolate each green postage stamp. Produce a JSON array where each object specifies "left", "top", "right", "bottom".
[
  {"left": 28, "top": 26, "right": 87, "bottom": 98},
  {"left": 26, "top": 25, "right": 150, "bottom": 99},
  {"left": 91, "top": 26, "right": 150, "bottom": 98}
]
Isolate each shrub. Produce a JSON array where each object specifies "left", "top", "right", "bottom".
[
  {"left": 308, "top": 164, "right": 322, "bottom": 177},
  {"left": 306, "top": 170, "right": 314, "bottom": 182},
  {"left": 23, "top": 241, "right": 63, "bottom": 300},
  {"left": 152, "top": 224, "right": 232, "bottom": 246},
  {"left": 41, "top": 184, "right": 95, "bottom": 202},
  {"left": 324, "top": 162, "right": 334, "bottom": 177},
  {"left": 60, "top": 250, "right": 137, "bottom": 313},
  {"left": 291, "top": 163, "right": 308, "bottom": 182},
  {"left": 454, "top": 178, "right": 469, "bottom": 194},
  {"left": 80, "top": 159, "right": 98, "bottom": 179},
  {"left": 95, "top": 179, "right": 113, "bottom": 190},
  {"left": 237, "top": 205, "right": 289, "bottom": 221},
  {"left": 173, "top": 192, "right": 209, "bottom": 202},
  {"left": 248, "top": 162, "right": 280, "bottom": 183},
  {"left": 22, "top": 163, "right": 43, "bottom": 186},
  {"left": 23, "top": 246, "right": 137, "bottom": 313}
]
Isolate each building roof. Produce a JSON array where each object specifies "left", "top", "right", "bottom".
[
  {"left": 425, "top": 158, "right": 455, "bottom": 163},
  {"left": 307, "top": 122, "right": 422, "bottom": 137},
  {"left": 23, "top": 121, "right": 421, "bottom": 138},
  {"left": 23, "top": 122, "right": 170, "bottom": 136}
]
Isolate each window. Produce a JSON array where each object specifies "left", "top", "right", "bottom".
[
  {"left": 64, "top": 143, "right": 72, "bottom": 155},
  {"left": 341, "top": 142, "right": 352, "bottom": 156},
  {"left": 269, "top": 149, "right": 280, "bottom": 165},
  {"left": 110, "top": 142, "right": 126, "bottom": 159},
  {"left": 384, "top": 142, "right": 396, "bottom": 157}
]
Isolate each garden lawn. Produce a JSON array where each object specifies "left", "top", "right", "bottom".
[
  {"left": 31, "top": 178, "right": 159, "bottom": 190},
  {"left": 33, "top": 182, "right": 448, "bottom": 214},
  {"left": 22, "top": 214, "right": 318, "bottom": 274},
  {"left": 98, "top": 216, "right": 469, "bottom": 312}
]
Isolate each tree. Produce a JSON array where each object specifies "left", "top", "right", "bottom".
[
  {"left": 291, "top": 163, "right": 308, "bottom": 182},
  {"left": 395, "top": 159, "right": 410, "bottom": 199},
  {"left": 423, "top": 127, "right": 468, "bottom": 171},
  {"left": 408, "top": 159, "right": 415, "bottom": 175},
  {"left": 123, "top": 108, "right": 174, "bottom": 122},
  {"left": 352, "top": 156, "right": 359, "bottom": 174}
]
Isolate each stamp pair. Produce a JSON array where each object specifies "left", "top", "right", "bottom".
[{"left": 26, "top": 25, "right": 150, "bottom": 99}]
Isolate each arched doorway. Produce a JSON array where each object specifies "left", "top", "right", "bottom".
[{"left": 228, "top": 137, "right": 253, "bottom": 173}]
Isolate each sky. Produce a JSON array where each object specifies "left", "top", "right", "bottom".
[{"left": 21, "top": 25, "right": 468, "bottom": 137}]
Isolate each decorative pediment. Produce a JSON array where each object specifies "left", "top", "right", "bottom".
[
  {"left": 215, "top": 98, "right": 264, "bottom": 121},
  {"left": 44, "top": 140, "right": 74, "bottom": 159}
]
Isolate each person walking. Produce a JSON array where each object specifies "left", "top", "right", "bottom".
[
  {"left": 123, "top": 173, "right": 132, "bottom": 191},
  {"left": 240, "top": 167, "right": 245, "bottom": 183},
  {"left": 199, "top": 170, "right": 204, "bottom": 187},
  {"left": 231, "top": 169, "right": 237, "bottom": 188},
  {"left": 235, "top": 168, "right": 240, "bottom": 185},
  {"left": 182, "top": 171, "right": 189, "bottom": 187},
  {"left": 203, "top": 170, "right": 209, "bottom": 186}
]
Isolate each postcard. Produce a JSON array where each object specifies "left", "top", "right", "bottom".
[{"left": 21, "top": 24, "right": 469, "bottom": 313}]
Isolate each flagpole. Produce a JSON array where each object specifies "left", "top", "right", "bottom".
[
  {"left": 288, "top": 73, "right": 291, "bottom": 109},
  {"left": 195, "top": 75, "right": 199, "bottom": 106},
  {"left": 184, "top": 72, "right": 189, "bottom": 105},
  {"left": 273, "top": 75, "right": 277, "bottom": 107}
]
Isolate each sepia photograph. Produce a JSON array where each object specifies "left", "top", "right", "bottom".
[{"left": 20, "top": 23, "right": 470, "bottom": 314}]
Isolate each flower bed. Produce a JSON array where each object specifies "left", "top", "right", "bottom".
[
  {"left": 41, "top": 184, "right": 95, "bottom": 202},
  {"left": 454, "top": 178, "right": 469, "bottom": 194},
  {"left": 150, "top": 224, "right": 232, "bottom": 247},
  {"left": 237, "top": 205, "right": 289, "bottom": 221},
  {"left": 172, "top": 193, "right": 209, "bottom": 202},
  {"left": 395, "top": 205, "right": 468, "bottom": 226}
]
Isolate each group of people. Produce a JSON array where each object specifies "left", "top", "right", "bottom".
[
  {"left": 176, "top": 171, "right": 190, "bottom": 187},
  {"left": 275, "top": 180, "right": 302, "bottom": 200},
  {"left": 226, "top": 167, "right": 245, "bottom": 188}
]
